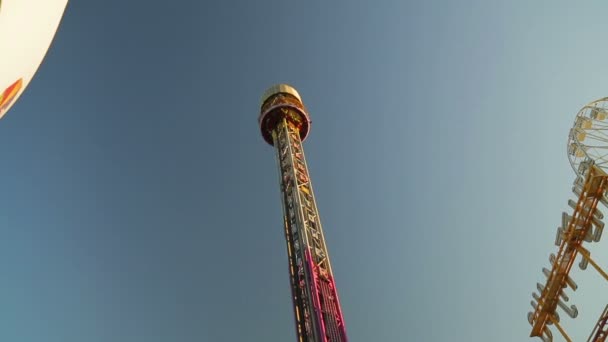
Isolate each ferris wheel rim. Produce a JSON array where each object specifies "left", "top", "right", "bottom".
[{"left": 568, "top": 97, "right": 608, "bottom": 177}]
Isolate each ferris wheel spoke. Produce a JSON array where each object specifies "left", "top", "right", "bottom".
[
  {"left": 583, "top": 145, "right": 608, "bottom": 149},
  {"left": 592, "top": 129, "right": 608, "bottom": 138},
  {"left": 582, "top": 136, "right": 608, "bottom": 144},
  {"left": 595, "top": 161, "right": 608, "bottom": 168},
  {"left": 596, "top": 158, "right": 608, "bottom": 163},
  {"left": 581, "top": 130, "right": 608, "bottom": 142},
  {"left": 589, "top": 149, "right": 608, "bottom": 163},
  {"left": 590, "top": 130, "right": 608, "bottom": 140}
]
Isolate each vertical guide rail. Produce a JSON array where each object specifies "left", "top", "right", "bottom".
[{"left": 273, "top": 127, "right": 306, "bottom": 341}]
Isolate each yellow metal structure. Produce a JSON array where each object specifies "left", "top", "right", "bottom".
[
  {"left": 549, "top": 315, "right": 572, "bottom": 342},
  {"left": 577, "top": 246, "right": 608, "bottom": 282},
  {"left": 529, "top": 164, "right": 608, "bottom": 339}
]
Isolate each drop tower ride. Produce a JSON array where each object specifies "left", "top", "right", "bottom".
[{"left": 259, "top": 84, "right": 348, "bottom": 342}]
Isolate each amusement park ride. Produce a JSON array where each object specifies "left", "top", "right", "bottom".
[
  {"left": 259, "top": 85, "right": 348, "bottom": 342},
  {"left": 8, "top": 2, "right": 608, "bottom": 340},
  {"left": 528, "top": 97, "right": 608, "bottom": 341}
]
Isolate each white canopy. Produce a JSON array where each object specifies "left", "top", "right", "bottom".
[{"left": 0, "top": 0, "right": 68, "bottom": 119}]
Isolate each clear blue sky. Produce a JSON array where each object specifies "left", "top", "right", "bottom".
[{"left": 1, "top": 1, "right": 608, "bottom": 341}]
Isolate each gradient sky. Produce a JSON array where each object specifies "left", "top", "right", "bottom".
[{"left": 1, "top": 1, "right": 608, "bottom": 341}]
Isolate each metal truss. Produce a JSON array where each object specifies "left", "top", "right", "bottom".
[
  {"left": 528, "top": 162, "right": 608, "bottom": 341},
  {"left": 273, "top": 117, "right": 347, "bottom": 342}
]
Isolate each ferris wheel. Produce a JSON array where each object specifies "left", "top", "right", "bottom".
[{"left": 568, "top": 97, "right": 608, "bottom": 178}]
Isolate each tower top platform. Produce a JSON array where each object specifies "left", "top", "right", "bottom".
[
  {"left": 258, "top": 84, "right": 310, "bottom": 146},
  {"left": 260, "top": 84, "right": 302, "bottom": 106}
]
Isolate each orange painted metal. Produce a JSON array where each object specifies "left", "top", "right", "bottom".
[{"left": 530, "top": 165, "right": 608, "bottom": 338}]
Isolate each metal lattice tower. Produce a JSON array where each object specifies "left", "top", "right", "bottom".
[{"left": 259, "top": 84, "right": 348, "bottom": 342}]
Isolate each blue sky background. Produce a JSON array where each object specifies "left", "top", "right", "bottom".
[{"left": 1, "top": 1, "right": 608, "bottom": 341}]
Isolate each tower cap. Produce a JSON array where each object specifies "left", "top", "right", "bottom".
[{"left": 260, "top": 84, "right": 302, "bottom": 106}]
